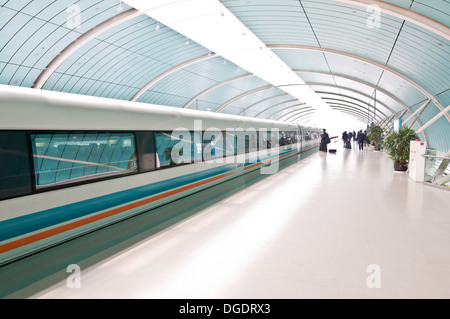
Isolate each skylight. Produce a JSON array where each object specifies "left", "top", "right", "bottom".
[{"left": 123, "top": 0, "right": 330, "bottom": 113}]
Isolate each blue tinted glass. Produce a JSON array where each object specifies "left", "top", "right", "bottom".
[
  {"left": 30, "top": 132, "right": 137, "bottom": 187},
  {"left": 155, "top": 131, "right": 193, "bottom": 168},
  {"left": 203, "top": 130, "right": 225, "bottom": 160},
  {"left": 0, "top": 131, "right": 32, "bottom": 200},
  {"left": 224, "top": 132, "right": 236, "bottom": 156}
]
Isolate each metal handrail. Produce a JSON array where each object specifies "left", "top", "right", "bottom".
[{"left": 422, "top": 154, "right": 450, "bottom": 160}]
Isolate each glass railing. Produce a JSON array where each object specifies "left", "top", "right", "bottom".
[{"left": 423, "top": 150, "right": 450, "bottom": 188}]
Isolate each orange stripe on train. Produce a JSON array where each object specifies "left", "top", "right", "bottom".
[{"left": 0, "top": 171, "right": 234, "bottom": 254}]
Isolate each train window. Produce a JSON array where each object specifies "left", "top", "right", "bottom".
[
  {"left": 288, "top": 131, "right": 298, "bottom": 144},
  {"left": 279, "top": 132, "right": 289, "bottom": 146},
  {"left": 202, "top": 130, "right": 224, "bottom": 161},
  {"left": 223, "top": 131, "right": 236, "bottom": 156},
  {"left": 136, "top": 132, "right": 156, "bottom": 173},
  {"left": 272, "top": 131, "right": 280, "bottom": 147},
  {"left": 0, "top": 131, "right": 32, "bottom": 200},
  {"left": 30, "top": 133, "right": 137, "bottom": 188},
  {"left": 305, "top": 132, "right": 311, "bottom": 140},
  {"left": 193, "top": 132, "right": 203, "bottom": 162},
  {"left": 279, "top": 131, "right": 297, "bottom": 146},
  {"left": 234, "top": 129, "right": 257, "bottom": 154},
  {"left": 155, "top": 131, "right": 193, "bottom": 168},
  {"left": 259, "top": 130, "right": 272, "bottom": 150}
]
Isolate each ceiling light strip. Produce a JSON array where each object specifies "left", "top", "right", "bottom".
[{"left": 123, "top": 0, "right": 329, "bottom": 110}]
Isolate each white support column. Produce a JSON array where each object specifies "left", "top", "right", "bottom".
[
  {"left": 416, "top": 105, "right": 450, "bottom": 134},
  {"left": 403, "top": 99, "right": 431, "bottom": 126},
  {"left": 382, "top": 115, "right": 396, "bottom": 131},
  {"left": 396, "top": 109, "right": 408, "bottom": 120}
]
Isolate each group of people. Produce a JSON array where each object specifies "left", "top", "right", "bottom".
[
  {"left": 342, "top": 130, "right": 369, "bottom": 150},
  {"left": 320, "top": 128, "right": 370, "bottom": 152}
]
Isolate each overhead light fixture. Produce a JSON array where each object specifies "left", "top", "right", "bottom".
[{"left": 123, "top": 0, "right": 330, "bottom": 112}]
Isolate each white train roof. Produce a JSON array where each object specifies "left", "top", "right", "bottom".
[{"left": 0, "top": 85, "right": 305, "bottom": 132}]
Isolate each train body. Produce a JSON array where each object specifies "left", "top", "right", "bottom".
[{"left": 0, "top": 85, "right": 320, "bottom": 265}]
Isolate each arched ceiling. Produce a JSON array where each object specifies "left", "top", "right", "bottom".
[{"left": 0, "top": 0, "right": 449, "bottom": 151}]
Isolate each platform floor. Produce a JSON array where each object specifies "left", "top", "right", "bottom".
[{"left": 4, "top": 146, "right": 450, "bottom": 299}]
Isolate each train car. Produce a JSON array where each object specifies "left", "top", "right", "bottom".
[{"left": 0, "top": 85, "right": 320, "bottom": 265}]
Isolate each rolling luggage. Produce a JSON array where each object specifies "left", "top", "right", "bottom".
[{"left": 329, "top": 149, "right": 337, "bottom": 153}]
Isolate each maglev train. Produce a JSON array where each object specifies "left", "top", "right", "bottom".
[{"left": 0, "top": 85, "right": 321, "bottom": 265}]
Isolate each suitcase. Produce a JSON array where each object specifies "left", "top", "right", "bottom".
[{"left": 329, "top": 149, "right": 337, "bottom": 153}]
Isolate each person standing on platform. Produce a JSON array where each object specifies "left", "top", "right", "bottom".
[
  {"left": 364, "top": 130, "right": 370, "bottom": 147},
  {"left": 357, "top": 130, "right": 365, "bottom": 151},
  {"left": 320, "top": 129, "right": 330, "bottom": 152},
  {"left": 342, "top": 131, "right": 348, "bottom": 148}
]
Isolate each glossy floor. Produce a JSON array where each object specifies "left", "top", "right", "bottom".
[{"left": 6, "top": 147, "right": 450, "bottom": 298}]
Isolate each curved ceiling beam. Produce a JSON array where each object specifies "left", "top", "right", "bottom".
[
  {"left": 307, "top": 82, "right": 395, "bottom": 115},
  {"left": 237, "top": 93, "right": 289, "bottom": 115},
  {"left": 317, "top": 90, "right": 428, "bottom": 142},
  {"left": 219, "top": 83, "right": 317, "bottom": 114},
  {"left": 280, "top": 108, "right": 315, "bottom": 122},
  {"left": 334, "top": 0, "right": 450, "bottom": 40},
  {"left": 254, "top": 100, "right": 302, "bottom": 118},
  {"left": 265, "top": 104, "right": 311, "bottom": 121},
  {"left": 330, "top": 108, "right": 370, "bottom": 124},
  {"left": 278, "top": 109, "right": 310, "bottom": 122},
  {"left": 268, "top": 44, "right": 449, "bottom": 121},
  {"left": 293, "top": 69, "right": 411, "bottom": 113},
  {"left": 192, "top": 67, "right": 402, "bottom": 120},
  {"left": 274, "top": 106, "right": 314, "bottom": 122},
  {"left": 327, "top": 99, "right": 428, "bottom": 143},
  {"left": 319, "top": 94, "right": 389, "bottom": 118},
  {"left": 324, "top": 98, "right": 386, "bottom": 122},
  {"left": 33, "top": 8, "right": 142, "bottom": 89},
  {"left": 215, "top": 85, "right": 275, "bottom": 113},
  {"left": 290, "top": 111, "right": 316, "bottom": 124},
  {"left": 295, "top": 115, "right": 314, "bottom": 124},
  {"left": 131, "top": 52, "right": 218, "bottom": 102},
  {"left": 326, "top": 101, "right": 384, "bottom": 121},
  {"left": 183, "top": 73, "right": 253, "bottom": 109},
  {"left": 331, "top": 107, "right": 379, "bottom": 125},
  {"left": 317, "top": 91, "right": 391, "bottom": 117},
  {"left": 327, "top": 100, "right": 383, "bottom": 122},
  {"left": 328, "top": 105, "right": 372, "bottom": 123}
]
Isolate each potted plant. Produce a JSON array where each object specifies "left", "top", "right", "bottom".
[
  {"left": 367, "top": 125, "right": 383, "bottom": 151},
  {"left": 383, "top": 126, "right": 418, "bottom": 171}
]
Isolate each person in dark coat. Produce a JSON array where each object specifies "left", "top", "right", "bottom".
[
  {"left": 320, "top": 129, "right": 330, "bottom": 152},
  {"left": 357, "top": 130, "right": 365, "bottom": 150},
  {"left": 280, "top": 132, "right": 288, "bottom": 146},
  {"left": 342, "top": 131, "right": 348, "bottom": 148},
  {"left": 364, "top": 130, "right": 370, "bottom": 147}
]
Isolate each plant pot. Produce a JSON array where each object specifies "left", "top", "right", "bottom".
[{"left": 394, "top": 161, "right": 408, "bottom": 171}]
